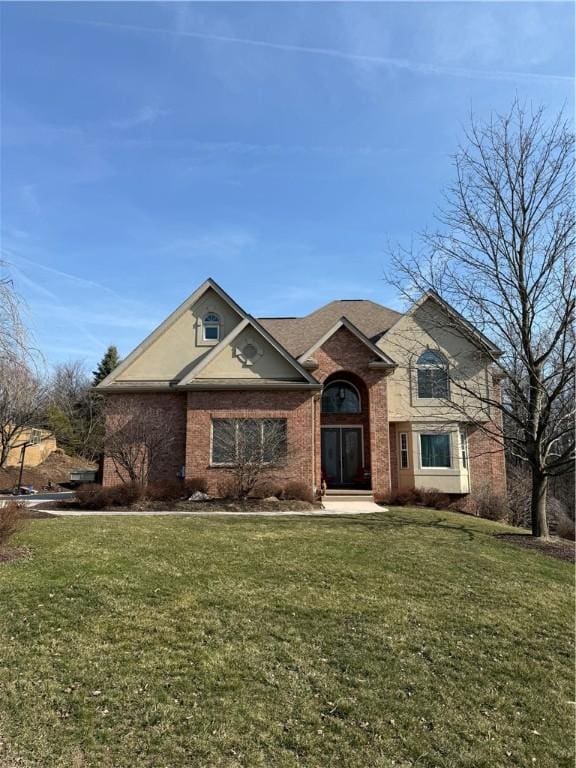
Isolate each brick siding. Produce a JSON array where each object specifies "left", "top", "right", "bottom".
[
  {"left": 102, "top": 392, "right": 187, "bottom": 486},
  {"left": 185, "top": 389, "right": 316, "bottom": 496},
  {"left": 313, "top": 327, "right": 392, "bottom": 501},
  {"left": 468, "top": 377, "right": 507, "bottom": 496}
]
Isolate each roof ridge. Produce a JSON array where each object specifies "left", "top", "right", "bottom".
[{"left": 303, "top": 297, "right": 401, "bottom": 318}]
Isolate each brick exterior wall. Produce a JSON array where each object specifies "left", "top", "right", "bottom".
[
  {"left": 102, "top": 392, "right": 187, "bottom": 486},
  {"left": 313, "top": 327, "right": 392, "bottom": 501},
  {"left": 100, "top": 338, "right": 506, "bottom": 503},
  {"left": 185, "top": 390, "right": 316, "bottom": 496},
  {"left": 467, "top": 376, "right": 507, "bottom": 497}
]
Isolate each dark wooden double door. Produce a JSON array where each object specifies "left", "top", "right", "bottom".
[{"left": 321, "top": 426, "right": 364, "bottom": 488}]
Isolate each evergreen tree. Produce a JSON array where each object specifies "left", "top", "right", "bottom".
[{"left": 92, "top": 346, "right": 121, "bottom": 386}]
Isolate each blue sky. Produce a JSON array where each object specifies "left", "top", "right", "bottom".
[{"left": 1, "top": 1, "right": 573, "bottom": 368}]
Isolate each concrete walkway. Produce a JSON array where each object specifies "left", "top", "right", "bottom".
[
  {"left": 41, "top": 504, "right": 384, "bottom": 518},
  {"left": 321, "top": 499, "right": 383, "bottom": 513}
]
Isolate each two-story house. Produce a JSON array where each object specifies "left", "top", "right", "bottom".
[{"left": 96, "top": 278, "right": 506, "bottom": 501}]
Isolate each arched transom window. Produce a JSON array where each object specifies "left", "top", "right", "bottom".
[
  {"left": 321, "top": 380, "right": 361, "bottom": 413},
  {"left": 203, "top": 312, "right": 221, "bottom": 341},
  {"left": 416, "top": 349, "right": 449, "bottom": 399}
]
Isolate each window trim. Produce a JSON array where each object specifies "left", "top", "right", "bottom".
[
  {"left": 210, "top": 418, "right": 288, "bottom": 467},
  {"left": 460, "top": 429, "right": 468, "bottom": 469},
  {"left": 202, "top": 312, "right": 221, "bottom": 342},
  {"left": 399, "top": 432, "right": 409, "bottom": 470},
  {"left": 418, "top": 431, "right": 453, "bottom": 469},
  {"left": 415, "top": 348, "right": 450, "bottom": 400},
  {"left": 321, "top": 379, "right": 362, "bottom": 414}
]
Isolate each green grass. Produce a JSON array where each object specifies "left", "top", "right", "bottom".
[{"left": 0, "top": 508, "right": 573, "bottom": 768}]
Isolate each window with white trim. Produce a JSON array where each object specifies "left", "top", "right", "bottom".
[
  {"left": 203, "top": 312, "right": 221, "bottom": 341},
  {"left": 420, "top": 433, "right": 451, "bottom": 468},
  {"left": 416, "top": 349, "right": 449, "bottom": 399},
  {"left": 460, "top": 429, "right": 468, "bottom": 469},
  {"left": 211, "top": 418, "right": 287, "bottom": 465},
  {"left": 399, "top": 432, "right": 409, "bottom": 469}
]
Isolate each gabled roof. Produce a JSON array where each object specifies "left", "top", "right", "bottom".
[
  {"left": 298, "top": 316, "right": 396, "bottom": 367},
  {"left": 96, "top": 277, "right": 320, "bottom": 391},
  {"left": 96, "top": 278, "right": 242, "bottom": 389},
  {"left": 384, "top": 291, "right": 502, "bottom": 357},
  {"left": 259, "top": 299, "right": 401, "bottom": 358},
  {"left": 178, "top": 316, "right": 320, "bottom": 387}
]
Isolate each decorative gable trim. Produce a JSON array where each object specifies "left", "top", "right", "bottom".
[
  {"left": 298, "top": 317, "right": 396, "bottom": 367},
  {"left": 178, "top": 315, "right": 320, "bottom": 388}
]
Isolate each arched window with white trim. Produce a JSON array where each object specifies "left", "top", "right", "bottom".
[
  {"left": 321, "top": 380, "right": 361, "bottom": 413},
  {"left": 416, "top": 349, "right": 449, "bottom": 399},
  {"left": 203, "top": 312, "right": 221, "bottom": 341}
]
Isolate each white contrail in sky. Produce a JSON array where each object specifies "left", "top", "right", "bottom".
[{"left": 68, "top": 18, "right": 573, "bottom": 84}]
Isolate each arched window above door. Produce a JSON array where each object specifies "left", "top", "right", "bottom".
[{"left": 321, "top": 380, "right": 361, "bottom": 413}]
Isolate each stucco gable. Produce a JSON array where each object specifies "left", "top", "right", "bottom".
[
  {"left": 179, "top": 317, "right": 318, "bottom": 385},
  {"left": 96, "top": 279, "right": 245, "bottom": 387},
  {"left": 378, "top": 296, "right": 493, "bottom": 366}
]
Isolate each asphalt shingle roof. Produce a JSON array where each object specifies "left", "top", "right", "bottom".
[{"left": 258, "top": 299, "right": 402, "bottom": 358}]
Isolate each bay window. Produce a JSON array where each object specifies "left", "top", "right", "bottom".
[{"left": 420, "top": 433, "right": 451, "bottom": 468}]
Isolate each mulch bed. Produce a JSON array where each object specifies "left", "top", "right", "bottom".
[
  {"left": 0, "top": 547, "right": 31, "bottom": 565},
  {"left": 496, "top": 533, "right": 575, "bottom": 563},
  {"left": 35, "top": 498, "right": 321, "bottom": 513}
]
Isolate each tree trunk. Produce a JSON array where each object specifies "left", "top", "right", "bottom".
[{"left": 531, "top": 469, "right": 549, "bottom": 539}]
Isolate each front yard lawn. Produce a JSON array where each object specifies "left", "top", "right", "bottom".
[{"left": 0, "top": 508, "right": 573, "bottom": 767}]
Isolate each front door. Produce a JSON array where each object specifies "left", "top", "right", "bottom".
[{"left": 321, "top": 427, "right": 363, "bottom": 487}]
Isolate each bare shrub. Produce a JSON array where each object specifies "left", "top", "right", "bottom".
[
  {"left": 76, "top": 484, "right": 110, "bottom": 510},
  {"left": 107, "top": 483, "right": 143, "bottom": 507},
  {"left": 252, "top": 480, "right": 284, "bottom": 499},
  {"left": 212, "top": 418, "right": 288, "bottom": 499},
  {"left": 76, "top": 483, "right": 142, "bottom": 509},
  {"left": 216, "top": 477, "right": 236, "bottom": 499},
  {"left": 472, "top": 483, "right": 510, "bottom": 521},
  {"left": 382, "top": 489, "right": 416, "bottom": 506},
  {"left": 146, "top": 480, "right": 184, "bottom": 503},
  {"left": 0, "top": 501, "right": 26, "bottom": 548},
  {"left": 383, "top": 487, "right": 450, "bottom": 510},
  {"left": 184, "top": 477, "right": 208, "bottom": 496},
  {"left": 417, "top": 488, "right": 452, "bottom": 510},
  {"left": 284, "top": 481, "right": 315, "bottom": 503},
  {"left": 556, "top": 512, "right": 575, "bottom": 541}
]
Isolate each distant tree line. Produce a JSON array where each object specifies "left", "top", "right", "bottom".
[{"left": 0, "top": 275, "right": 120, "bottom": 467}]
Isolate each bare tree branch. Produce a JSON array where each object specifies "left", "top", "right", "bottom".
[{"left": 386, "top": 100, "right": 575, "bottom": 538}]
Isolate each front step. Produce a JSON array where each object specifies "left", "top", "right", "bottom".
[{"left": 323, "top": 493, "right": 375, "bottom": 503}]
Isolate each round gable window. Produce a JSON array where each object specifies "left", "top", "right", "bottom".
[{"left": 242, "top": 343, "right": 259, "bottom": 363}]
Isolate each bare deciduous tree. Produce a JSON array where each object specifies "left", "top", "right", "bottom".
[
  {"left": 0, "top": 269, "right": 27, "bottom": 366},
  {"left": 0, "top": 362, "right": 47, "bottom": 468},
  {"left": 388, "top": 101, "right": 575, "bottom": 539},
  {"left": 212, "top": 418, "right": 288, "bottom": 499},
  {"left": 105, "top": 406, "right": 177, "bottom": 487},
  {"left": 46, "top": 361, "right": 104, "bottom": 460}
]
